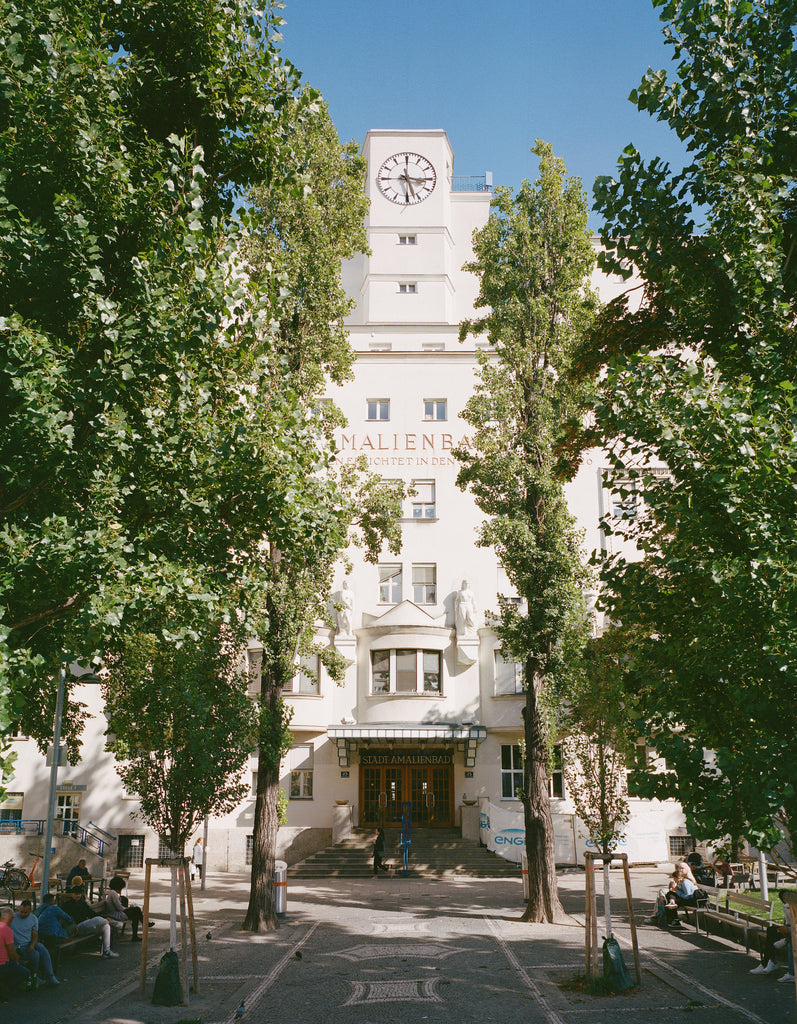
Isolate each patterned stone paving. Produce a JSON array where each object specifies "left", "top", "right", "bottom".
[
  {"left": 328, "top": 941, "right": 461, "bottom": 961},
  {"left": 344, "top": 978, "right": 444, "bottom": 1005}
]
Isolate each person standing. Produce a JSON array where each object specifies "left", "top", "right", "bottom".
[
  {"left": 372, "top": 827, "right": 389, "bottom": 877},
  {"left": 193, "top": 838, "right": 204, "bottom": 881}
]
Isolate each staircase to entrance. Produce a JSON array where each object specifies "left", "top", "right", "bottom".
[{"left": 289, "top": 827, "right": 521, "bottom": 879}]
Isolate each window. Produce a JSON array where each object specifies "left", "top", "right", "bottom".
[
  {"left": 0, "top": 792, "right": 23, "bottom": 823},
  {"left": 494, "top": 652, "right": 524, "bottom": 695},
  {"left": 411, "top": 480, "right": 436, "bottom": 519},
  {"left": 668, "top": 835, "right": 695, "bottom": 858},
  {"left": 398, "top": 234, "right": 417, "bottom": 245},
  {"left": 548, "top": 744, "right": 565, "bottom": 799},
  {"left": 398, "top": 283, "right": 417, "bottom": 294},
  {"left": 379, "top": 564, "right": 402, "bottom": 603},
  {"left": 158, "top": 838, "right": 182, "bottom": 860},
  {"left": 421, "top": 342, "right": 445, "bottom": 352},
  {"left": 423, "top": 399, "right": 447, "bottom": 421},
  {"left": 55, "top": 792, "right": 80, "bottom": 825},
  {"left": 246, "top": 835, "right": 254, "bottom": 866},
  {"left": 284, "top": 654, "right": 320, "bottom": 695},
  {"left": 117, "top": 835, "right": 145, "bottom": 869},
  {"left": 370, "top": 649, "right": 442, "bottom": 695},
  {"left": 367, "top": 399, "right": 390, "bottom": 421},
  {"left": 289, "top": 745, "right": 314, "bottom": 800},
  {"left": 412, "top": 564, "right": 436, "bottom": 604},
  {"left": 369, "top": 342, "right": 392, "bottom": 352},
  {"left": 247, "top": 649, "right": 262, "bottom": 692},
  {"left": 251, "top": 772, "right": 258, "bottom": 797},
  {"left": 501, "top": 745, "right": 524, "bottom": 799}
]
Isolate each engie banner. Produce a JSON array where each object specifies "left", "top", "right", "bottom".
[{"left": 480, "top": 802, "right": 526, "bottom": 863}]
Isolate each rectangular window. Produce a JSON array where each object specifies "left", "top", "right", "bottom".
[
  {"left": 247, "top": 649, "right": 262, "bottom": 692},
  {"left": 55, "top": 792, "right": 80, "bottom": 825},
  {"left": 398, "top": 283, "right": 417, "bottom": 294},
  {"left": 371, "top": 649, "right": 391, "bottom": 693},
  {"left": 367, "top": 399, "right": 390, "bottom": 421},
  {"left": 411, "top": 480, "right": 436, "bottom": 519},
  {"left": 412, "top": 564, "right": 437, "bottom": 604},
  {"left": 668, "top": 835, "right": 695, "bottom": 858},
  {"left": 379, "top": 564, "right": 402, "bottom": 603},
  {"left": 289, "top": 745, "right": 314, "bottom": 800},
  {"left": 284, "top": 654, "right": 320, "bottom": 695},
  {"left": 398, "top": 234, "right": 417, "bottom": 245},
  {"left": 494, "top": 652, "right": 524, "bottom": 695},
  {"left": 251, "top": 772, "right": 258, "bottom": 797},
  {"left": 423, "top": 399, "right": 447, "bottom": 421},
  {"left": 422, "top": 342, "right": 445, "bottom": 352},
  {"left": 369, "top": 342, "right": 392, "bottom": 352},
  {"left": 370, "top": 649, "right": 442, "bottom": 695},
  {"left": 548, "top": 744, "right": 565, "bottom": 799},
  {"left": 501, "top": 744, "right": 524, "bottom": 800},
  {"left": 158, "top": 838, "right": 182, "bottom": 860},
  {"left": 117, "top": 834, "right": 145, "bottom": 869},
  {"left": 0, "top": 792, "right": 23, "bottom": 823},
  {"left": 246, "top": 835, "right": 254, "bottom": 866}
]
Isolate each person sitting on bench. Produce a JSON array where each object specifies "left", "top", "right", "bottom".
[
  {"left": 61, "top": 882, "right": 119, "bottom": 959},
  {"left": 105, "top": 876, "right": 152, "bottom": 941},
  {"left": 35, "top": 893, "right": 76, "bottom": 973}
]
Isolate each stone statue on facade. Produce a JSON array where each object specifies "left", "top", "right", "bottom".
[
  {"left": 336, "top": 580, "right": 355, "bottom": 637},
  {"left": 455, "top": 579, "right": 478, "bottom": 637}
]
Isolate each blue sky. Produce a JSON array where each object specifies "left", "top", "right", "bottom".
[{"left": 279, "top": 0, "right": 688, "bottom": 226}]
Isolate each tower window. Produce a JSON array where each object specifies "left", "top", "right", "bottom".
[{"left": 399, "top": 283, "right": 417, "bottom": 294}]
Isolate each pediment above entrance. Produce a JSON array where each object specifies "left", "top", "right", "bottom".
[{"left": 361, "top": 600, "right": 448, "bottom": 631}]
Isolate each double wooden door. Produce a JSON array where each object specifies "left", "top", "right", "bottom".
[{"left": 361, "top": 763, "right": 452, "bottom": 827}]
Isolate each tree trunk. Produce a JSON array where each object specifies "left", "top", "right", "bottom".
[
  {"left": 520, "top": 669, "right": 566, "bottom": 924},
  {"left": 242, "top": 669, "right": 283, "bottom": 932}
]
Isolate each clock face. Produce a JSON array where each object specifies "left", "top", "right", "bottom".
[{"left": 377, "top": 152, "right": 436, "bottom": 205}]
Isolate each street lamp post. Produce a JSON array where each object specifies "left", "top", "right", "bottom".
[
  {"left": 41, "top": 663, "right": 67, "bottom": 898},
  {"left": 41, "top": 663, "right": 102, "bottom": 897}
]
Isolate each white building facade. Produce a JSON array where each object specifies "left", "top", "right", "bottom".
[{"left": 0, "top": 129, "right": 687, "bottom": 874}]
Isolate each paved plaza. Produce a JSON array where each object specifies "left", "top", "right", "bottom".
[{"left": 3, "top": 867, "right": 795, "bottom": 1024}]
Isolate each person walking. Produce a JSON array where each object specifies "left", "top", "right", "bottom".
[
  {"left": 193, "top": 838, "right": 204, "bottom": 881},
  {"left": 372, "top": 827, "right": 389, "bottom": 877}
]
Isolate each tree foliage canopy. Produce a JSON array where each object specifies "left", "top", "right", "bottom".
[
  {"left": 457, "top": 141, "right": 597, "bottom": 922},
  {"left": 589, "top": 0, "right": 797, "bottom": 852},
  {"left": 104, "top": 609, "right": 257, "bottom": 853},
  {"left": 0, "top": 0, "right": 323, "bottom": 781}
]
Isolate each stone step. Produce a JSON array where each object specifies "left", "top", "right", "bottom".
[{"left": 289, "top": 828, "right": 521, "bottom": 879}]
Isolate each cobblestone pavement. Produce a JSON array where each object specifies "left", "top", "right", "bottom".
[{"left": 3, "top": 867, "right": 796, "bottom": 1024}]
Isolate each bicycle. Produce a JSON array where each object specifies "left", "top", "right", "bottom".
[{"left": 0, "top": 859, "right": 30, "bottom": 891}]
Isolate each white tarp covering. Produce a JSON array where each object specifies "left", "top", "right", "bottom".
[{"left": 480, "top": 802, "right": 526, "bottom": 863}]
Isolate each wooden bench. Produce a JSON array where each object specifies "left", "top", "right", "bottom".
[{"left": 692, "top": 885, "right": 774, "bottom": 953}]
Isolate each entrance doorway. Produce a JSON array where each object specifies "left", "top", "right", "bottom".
[{"left": 360, "top": 750, "right": 453, "bottom": 827}]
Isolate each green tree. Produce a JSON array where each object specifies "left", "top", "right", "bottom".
[
  {"left": 239, "top": 101, "right": 403, "bottom": 931},
  {"left": 457, "top": 141, "right": 597, "bottom": 923},
  {"left": 0, "top": 0, "right": 315, "bottom": 786},
  {"left": 590, "top": 0, "right": 797, "bottom": 853},
  {"left": 560, "top": 629, "right": 635, "bottom": 856},
  {"left": 104, "top": 611, "right": 257, "bottom": 855}
]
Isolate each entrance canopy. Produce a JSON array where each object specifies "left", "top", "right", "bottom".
[{"left": 328, "top": 723, "right": 487, "bottom": 768}]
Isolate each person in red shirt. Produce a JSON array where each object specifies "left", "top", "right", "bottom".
[{"left": 0, "top": 905, "right": 31, "bottom": 995}]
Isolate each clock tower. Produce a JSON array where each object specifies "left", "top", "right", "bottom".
[{"left": 342, "top": 130, "right": 490, "bottom": 329}]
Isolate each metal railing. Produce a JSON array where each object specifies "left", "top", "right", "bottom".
[
  {"left": 452, "top": 175, "right": 492, "bottom": 192},
  {"left": 0, "top": 819, "right": 45, "bottom": 836},
  {"left": 60, "top": 819, "right": 114, "bottom": 857}
]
